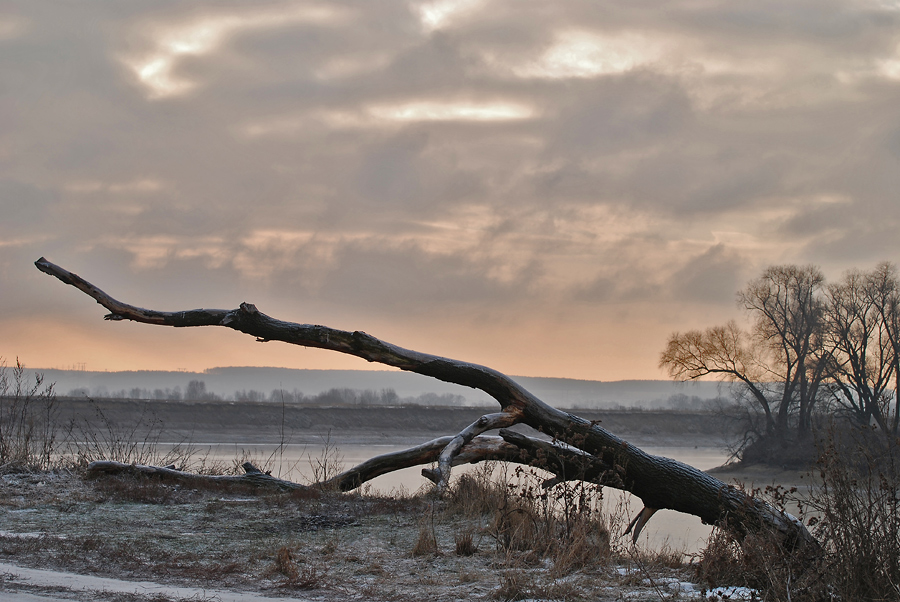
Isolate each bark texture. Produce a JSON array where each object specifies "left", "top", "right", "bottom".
[{"left": 36, "top": 257, "right": 815, "bottom": 548}]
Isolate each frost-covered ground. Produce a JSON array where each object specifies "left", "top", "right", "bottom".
[{"left": 0, "top": 470, "right": 756, "bottom": 601}]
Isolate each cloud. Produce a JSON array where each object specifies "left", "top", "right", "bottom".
[
  {"left": 0, "top": 180, "right": 59, "bottom": 235},
  {"left": 122, "top": 4, "right": 348, "bottom": 98},
  {"left": 498, "top": 30, "right": 669, "bottom": 79},
  {"left": 417, "top": 0, "right": 486, "bottom": 32},
  {"left": 368, "top": 100, "right": 534, "bottom": 122},
  {"left": 0, "top": 12, "right": 28, "bottom": 40},
  {"left": 667, "top": 244, "right": 747, "bottom": 305},
  {"left": 3, "top": 0, "right": 900, "bottom": 378},
  {"left": 314, "top": 242, "right": 538, "bottom": 315}
]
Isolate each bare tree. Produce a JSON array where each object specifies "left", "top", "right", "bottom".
[
  {"left": 738, "top": 265, "right": 827, "bottom": 438},
  {"left": 660, "top": 320, "right": 776, "bottom": 433},
  {"left": 661, "top": 265, "right": 827, "bottom": 442},
  {"left": 34, "top": 257, "right": 814, "bottom": 549},
  {"left": 868, "top": 262, "right": 900, "bottom": 434},
  {"left": 823, "top": 267, "right": 897, "bottom": 432}
]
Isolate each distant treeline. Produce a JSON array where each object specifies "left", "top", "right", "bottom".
[
  {"left": 63, "top": 379, "right": 721, "bottom": 410},
  {"left": 65, "top": 379, "right": 468, "bottom": 407}
]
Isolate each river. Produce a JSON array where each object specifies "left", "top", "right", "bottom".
[{"left": 162, "top": 440, "right": 731, "bottom": 554}]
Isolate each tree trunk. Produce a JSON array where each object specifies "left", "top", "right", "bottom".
[
  {"left": 35, "top": 257, "right": 816, "bottom": 548},
  {"left": 86, "top": 460, "right": 311, "bottom": 491}
]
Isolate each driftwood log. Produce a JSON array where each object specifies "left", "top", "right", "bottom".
[
  {"left": 36, "top": 257, "right": 814, "bottom": 547},
  {"left": 85, "top": 432, "right": 613, "bottom": 492},
  {"left": 86, "top": 460, "right": 310, "bottom": 491}
]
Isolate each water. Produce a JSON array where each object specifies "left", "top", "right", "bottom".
[{"left": 162, "top": 440, "right": 729, "bottom": 553}]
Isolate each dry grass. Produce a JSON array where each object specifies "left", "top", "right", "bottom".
[
  {"left": 0, "top": 358, "right": 58, "bottom": 471},
  {"left": 269, "top": 546, "right": 325, "bottom": 589},
  {"left": 412, "top": 509, "right": 440, "bottom": 556},
  {"left": 0, "top": 459, "right": 709, "bottom": 601},
  {"left": 492, "top": 568, "right": 534, "bottom": 601},
  {"left": 454, "top": 528, "right": 477, "bottom": 556},
  {"left": 693, "top": 426, "right": 900, "bottom": 602},
  {"left": 446, "top": 463, "right": 616, "bottom": 578}
]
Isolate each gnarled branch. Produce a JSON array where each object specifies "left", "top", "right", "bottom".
[{"left": 35, "top": 257, "right": 816, "bottom": 548}]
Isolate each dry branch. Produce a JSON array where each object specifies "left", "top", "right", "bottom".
[
  {"left": 35, "top": 257, "right": 816, "bottom": 548},
  {"left": 327, "top": 434, "right": 522, "bottom": 491}
]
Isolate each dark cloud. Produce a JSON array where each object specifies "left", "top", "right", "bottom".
[
  {"left": 543, "top": 73, "right": 694, "bottom": 157},
  {"left": 313, "top": 242, "right": 538, "bottom": 314},
  {"left": 779, "top": 202, "right": 855, "bottom": 239},
  {"left": 354, "top": 130, "right": 430, "bottom": 206},
  {"left": 575, "top": 274, "right": 662, "bottom": 304},
  {"left": 667, "top": 244, "right": 747, "bottom": 305}
]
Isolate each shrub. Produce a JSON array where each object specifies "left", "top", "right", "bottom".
[
  {"left": 804, "top": 427, "right": 900, "bottom": 601},
  {"left": 0, "top": 358, "right": 58, "bottom": 470},
  {"left": 448, "top": 462, "right": 611, "bottom": 574},
  {"left": 68, "top": 397, "right": 199, "bottom": 468},
  {"left": 694, "top": 523, "right": 821, "bottom": 600},
  {"left": 697, "top": 425, "right": 900, "bottom": 601}
]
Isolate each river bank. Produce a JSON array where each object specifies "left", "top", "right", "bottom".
[
  {"left": 0, "top": 399, "right": 793, "bottom": 600},
  {"left": 0, "top": 465, "right": 761, "bottom": 602}
]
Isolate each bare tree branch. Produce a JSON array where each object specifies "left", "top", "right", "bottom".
[
  {"left": 436, "top": 412, "right": 520, "bottom": 492},
  {"left": 327, "top": 434, "right": 522, "bottom": 491}
]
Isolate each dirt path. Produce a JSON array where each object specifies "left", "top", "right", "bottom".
[{"left": 0, "top": 562, "right": 314, "bottom": 602}]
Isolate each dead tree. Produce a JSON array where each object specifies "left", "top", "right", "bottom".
[
  {"left": 84, "top": 433, "right": 614, "bottom": 493},
  {"left": 35, "top": 257, "right": 815, "bottom": 547}
]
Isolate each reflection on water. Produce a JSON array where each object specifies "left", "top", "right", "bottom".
[{"left": 161, "top": 441, "right": 730, "bottom": 553}]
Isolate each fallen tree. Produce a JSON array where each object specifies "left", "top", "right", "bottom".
[
  {"left": 35, "top": 257, "right": 815, "bottom": 547},
  {"left": 85, "top": 431, "right": 616, "bottom": 492}
]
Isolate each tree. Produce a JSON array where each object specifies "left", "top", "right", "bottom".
[
  {"left": 869, "top": 262, "right": 900, "bottom": 434},
  {"left": 34, "top": 256, "right": 814, "bottom": 549},
  {"left": 739, "top": 265, "right": 827, "bottom": 437},
  {"left": 823, "top": 264, "right": 899, "bottom": 434},
  {"left": 659, "top": 320, "right": 777, "bottom": 431},
  {"left": 661, "top": 265, "right": 827, "bottom": 442},
  {"left": 185, "top": 380, "right": 207, "bottom": 401}
]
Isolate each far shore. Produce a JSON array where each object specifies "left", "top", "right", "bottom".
[
  {"left": 49, "top": 397, "right": 789, "bottom": 550},
  {"left": 52, "top": 395, "right": 821, "bottom": 488},
  {"left": 53, "top": 396, "right": 740, "bottom": 448},
  {"left": 707, "top": 462, "right": 814, "bottom": 489}
]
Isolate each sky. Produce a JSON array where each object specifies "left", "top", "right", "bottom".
[{"left": 1, "top": 0, "right": 899, "bottom": 381}]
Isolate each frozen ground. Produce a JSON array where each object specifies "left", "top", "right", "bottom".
[{"left": 0, "top": 468, "right": 767, "bottom": 601}]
